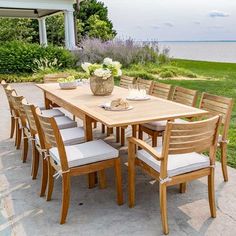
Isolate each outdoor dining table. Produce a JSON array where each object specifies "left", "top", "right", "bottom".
[{"left": 37, "top": 83, "right": 209, "bottom": 142}]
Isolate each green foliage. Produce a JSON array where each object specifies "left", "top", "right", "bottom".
[
  {"left": 0, "top": 1, "right": 116, "bottom": 45},
  {"left": 86, "top": 15, "right": 115, "bottom": 41},
  {"left": 0, "top": 41, "right": 75, "bottom": 73},
  {"left": 0, "top": 18, "right": 36, "bottom": 43},
  {"left": 76, "top": 0, "right": 116, "bottom": 39}
]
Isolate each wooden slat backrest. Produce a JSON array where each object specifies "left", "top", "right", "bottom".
[
  {"left": 36, "top": 110, "right": 69, "bottom": 170},
  {"left": 199, "top": 92, "right": 233, "bottom": 139},
  {"left": 12, "top": 95, "right": 27, "bottom": 125},
  {"left": 172, "top": 86, "right": 198, "bottom": 107},
  {"left": 163, "top": 116, "right": 221, "bottom": 156},
  {"left": 151, "top": 81, "right": 173, "bottom": 100},
  {"left": 119, "top": 76, "right": 136, "bottom": 89},
  {"left": 4, "top": 86, "right": 17, "bottom": 112},
  {"left": 136, "top": 78, "right": 154, "bottom": 94},
  {"left": 22, "top": 100, "right": 38, "bottom": 134}
]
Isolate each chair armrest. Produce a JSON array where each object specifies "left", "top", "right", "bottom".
[{"left": 128, "top": 137, "right": 163, "bottom": 161}]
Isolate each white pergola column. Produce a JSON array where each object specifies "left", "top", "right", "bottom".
[
  {"left": 38, "top": 17, "right": 47, "bottom": 46},
  {"left": 64, "top": 10, "right": 76, "bottom": 50}
]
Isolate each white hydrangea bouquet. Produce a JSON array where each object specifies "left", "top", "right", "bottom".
[{"left": 81, "top": 58, "right": 122, "bottom": 96}]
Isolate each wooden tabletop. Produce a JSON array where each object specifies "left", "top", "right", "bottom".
[{"left": 37, "top": 83, "right": 208, "bottom": 127}]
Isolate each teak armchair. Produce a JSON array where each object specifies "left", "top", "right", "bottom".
[
  {"left": 36, "top": 111, "right": 123, "bottom": 224},
  {"left": 139, "top": 86, "right": 198, "bottom": 147},
  {"left": 199, "top": 92, "right": 233, "bottom": 181},
  {"left": 128, "top": 115, "right": 222, "bottom": 235}
]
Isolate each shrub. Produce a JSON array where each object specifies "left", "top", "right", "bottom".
[
  {"left": 0, "top": 41, "right": 75, "bottom": 73},
  {"left": 76, "top": 38, "right": 169, "bottom": 67}
]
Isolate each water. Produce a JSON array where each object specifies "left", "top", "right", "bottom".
[{"left": 158, "top": 41, "right": 236, "bottom": 63}]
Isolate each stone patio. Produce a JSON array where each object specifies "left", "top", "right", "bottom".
[{"left": 1, "top": 83, "right": 236, "bottom": 236}]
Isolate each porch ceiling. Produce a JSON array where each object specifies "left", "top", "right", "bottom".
[{"left": 0, "top": 8, "right": 61, "bottom": 19}]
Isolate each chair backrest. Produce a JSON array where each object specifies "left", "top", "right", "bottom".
[
  {"left": 136, "top": 78, "right": 154, "bottom": 94},
  {"left": 172, "top": 86, "right": 198, "bottom": 107},
  {"left": 1, "top": 80, "right": 8, "bottom": 88},
  {"left": 11, "top": 93, "right": 28, "bottom": 126},
  {"left": 161, "top": 115, "right": 222, "bottom": 177},
  {"left": 36, "top": 110, "right": 69, "bottom": 170},
  {"left": 151, "top": 81, "right": 173, "bottom": 100},
  {"left": 199, "top": 93, "right": 233, "bottom": 140},
  {"left": 119, "top": 76, "right": 136, "bottom": 89},
  {"left": 3, "top": 85, "right": 17, "bottom": 112}
]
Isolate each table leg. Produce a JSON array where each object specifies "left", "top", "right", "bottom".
[
  {"left": 132, "top": 124, "right": 138, "bottom": 138},
  {"left": 44, "top": 92, "right": 51, "bottom": 109},
  {"left": 84, "top": 115, "right": 96, "bottom": 188}
]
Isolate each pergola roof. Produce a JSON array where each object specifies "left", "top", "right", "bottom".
[{"left": 0, "top": 0, "right": 75, "bottom": 19}]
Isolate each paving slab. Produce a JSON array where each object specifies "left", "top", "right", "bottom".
[{"left": 0, "top": 83, "right": 236, "bottom": 236}]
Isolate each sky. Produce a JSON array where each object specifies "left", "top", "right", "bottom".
[{"left": 101, "top": 0, "right": 236, "bottom": 41}]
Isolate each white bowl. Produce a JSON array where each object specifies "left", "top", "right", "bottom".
[{"left": 59, "top": 81, "right": 77, "bottom": 90}]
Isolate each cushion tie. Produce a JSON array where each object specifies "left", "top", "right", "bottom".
[
  {"left": 159, "top": 176, "right": 172, "bottom": 184},
  {"left": 53, "top": 169, "right": 70, "bottom": 179}
]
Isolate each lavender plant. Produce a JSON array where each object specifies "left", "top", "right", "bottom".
[{"left": 76, "top": 38, "right": 169, "bottom": 67}]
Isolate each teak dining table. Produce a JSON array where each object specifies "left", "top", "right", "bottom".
[
  {"left": 37, "top": 83, "right": 208, "bottom": 187},
  {"left": 37, "top": 83, "right": 208, "bottom": 142}
]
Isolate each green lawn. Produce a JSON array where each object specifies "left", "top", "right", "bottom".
[{"left": 124, "top": 59, "right": 236, "bottom": 168}]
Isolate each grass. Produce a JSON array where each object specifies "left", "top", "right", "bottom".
[{"left": 124, "top": 59, "right": 236, "bottom": 168}]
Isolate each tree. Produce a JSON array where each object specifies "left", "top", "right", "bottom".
[{"left": 0, "top": 18, "right": 36, "bottom": 43}]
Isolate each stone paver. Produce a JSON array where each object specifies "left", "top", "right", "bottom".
[{"left": 0, "top": 83, "right": 236, "bottom": 236}]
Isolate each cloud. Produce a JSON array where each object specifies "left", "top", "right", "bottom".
[
  {"left": 163, "top": 22, "right": 174, "bottom": 27},
  {"left": 208, "top": 10, "right": 229, "bottom": 18},
  {"left": 136, "top": 25, "right": 142, "bottom": 30},
  {"left": 193, "top": 21, "right": 200, "bottom": 25},
  {"left": 152, "top": 25, "right": 160, "bottom": 29},
  {"left": 208, "top": 26, "right": 224, "bottom": 29}
]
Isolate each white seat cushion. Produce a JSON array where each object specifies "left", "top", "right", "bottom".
[
  {"left": 143, "top": 120, "right": 167, "bottom": 131},
  {"left": 49, "top": 139, "right": 119, "bottom": 168},
  {"left": 137, "top": 146, "right": 210, "bottom": 177},
  {"left": 41, "top": 109, "right": 65, "bottom": 117},
  {"left": 54, "top": 116, "right": 77, "bottom": 129},
  {"left": 143, "top": 119, "right": 190, "bottom": 131},
  {"left": 35, "top": 127, "right": 84, "bottom": 146}
]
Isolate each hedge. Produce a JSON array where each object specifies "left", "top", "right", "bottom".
[{"left": 0, "top": 41, "right": 75, "bottom": 73}]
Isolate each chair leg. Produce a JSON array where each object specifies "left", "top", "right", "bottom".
[
  {"left": 159, "top": 183, "right": 169, "bottom": 235},
  {"left": 121, "top": 128, "right": 125, "bottom": 146},
  {"left": 16, "top": 123, "right": 22, "bottom": 150},
  {"left": 22, "top": 133, "right": 28, "bottom": 163},
  {"left": 10, "top": 116, "right": 15, "bottom": 139},
  {"left": 114, "top": 158, "right": 123, "bottom": 205},
  {"left": 88, "top": 173, "right": 96, "bottom": 188},
  {"left": 116, "top": 127, "right": 120, "bottom": 143},
  {"left": 47, "top": 161, "right": 55, "bottom": 201},
  {"left": 128, "top": 144, "right": 136, "bottom": 208},
  {"left": 152, "top": 134, "right": 158, "bottom": 147},
  {"left": 220, "top": 143, "right": 228, "bottom": 182},
  {"left": 208, "top": 169, "right": 216, "bottom": 218},
  {"left": 31, "top": 142, "right": 39, "bottom": 179},
  {"left": 14, "top": 121, "right": 18, "bottom": 146},
  {"left": 102, "top": 124, "right": 105, "bottom": 133},
  {"left": 179, "top": 183, "right": 187, "bottom": 193},
  {"left": 138, "top": 126, "right": 143, "bottom": 140},
  {"left": 60, "top": 173, "right": 71, "bottom": 224},
  {"left": 98, "top": 170, "right": 107, "bottom": 189},
  {"left": 40, "top": 157, "right": 48, "bottom": 197}
]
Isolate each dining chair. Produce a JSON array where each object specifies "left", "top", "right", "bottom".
[
  {"left": 22, "top": 101, "right": 85, "bottom": 196},
  {"left": 1, "top": 82, "right": 18, "bottom": 141},
  {"left": 136, "top": 77, "right": 154, "bottom": 94},
  {"left": 128, "top": 115, "right": 222, "bottom": 235},
  {"left": 138, "top": 86, "right": 198, "bottom": 147},
  {"left": 119, "top": 76, "right": 136, "bottom": 89},
  {"left": 36, "top": 110, "right": 123, "bottom": 224},
  {"left": 199, "top": 92, "right": 233, "bottom": 182},
  {"left": 150, "top": 81, "right": 173, "bottom": 100}
]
